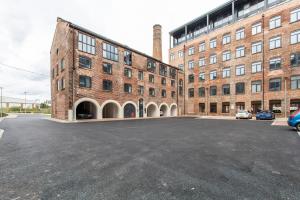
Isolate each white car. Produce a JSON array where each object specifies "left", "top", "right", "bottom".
[{"left": 236, "top": 110, "right": 252, "bottom": 119}]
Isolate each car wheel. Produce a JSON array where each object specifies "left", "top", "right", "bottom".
[{"left": 296, "top": 123, "right": 300, "bottom": 132}]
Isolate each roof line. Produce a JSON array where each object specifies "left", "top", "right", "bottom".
[{"left": 57, "top": 17, "right": 179, "bottom": 70}]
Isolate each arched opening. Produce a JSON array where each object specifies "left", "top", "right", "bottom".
[
  {"left": 139, "top": 99, "right": 144, "bottom": 118},
  {"left": 76, "top": 101, "right": 97, "bottom": 120},
  {"left": 147, "top": 104, "right": 158, "bottom": 117},
  {"left": 160, "top": 104, "right": 168, "bottom": 117},
  {"left": 170, "top": 104, "right": 178, "bottom": 116},
  {"left": 102, "top": 103, "right": 120, "bottom": 119},
  {"left": 124, "top": 103, "right": 136, "bottom": 118}
]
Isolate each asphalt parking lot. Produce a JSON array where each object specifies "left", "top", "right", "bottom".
[{"left": 0, "top": 115, "right": 300, "bottom": 200}]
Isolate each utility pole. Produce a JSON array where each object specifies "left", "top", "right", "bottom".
[
  {"left": 24, "top": 91, "right": 27, "bottom": 114},
  {"left": 0, "top": 87, "right": 3, "bottom": 118}
]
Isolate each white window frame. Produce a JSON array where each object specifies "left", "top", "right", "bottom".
[
  {"left": 252, "top": 22, "right": 262, "bottom": 35},
  {"left": 188, "top": 47, "right": 195, "bottom": 56},
  {"left": 178, "top": 50, "right": 184, "bottom": 58},
  {"left": 223, "top": 34, "right": 231, "bottom": 45},
  {"left": 252, "top": 62, "right": 262, "bottom": 73},
  {"left": 236, "top": 28, "right": 245, "bottom": 40},
  {"left": 222, "top": 51, "right": 231, "bottom": 61},
  {"left": 236, "top": 46, "right": 245, "bottom": 58},
  {"left": 236, "top": 65, "right": 245, "bottom": 76},
  {"left": 199, "top": 72, "right": 205, "bottom": 81},
  {"left": 210, "top": 54, "right": 217, "bottom": 64},
  {"left": 210, "top": 39, "right": 217, "bottom": 49},
  {"left": 291, "top": 75, "right": 300, "bottom": 90},
  {"left": 252, "top": 41, "right": 262, "bottom": 54},
  {"left": 270, "top": 16, "right": 281, "bottom": 29},
  {"left": 290, "top": 8, "right": 300, "bottom": 23},
  {"left": 269, "top": 36, "right": 281, "bottom": 49},
  {"left": 222, "top": 68, "right": 231, "bottom": 78},
  {"left": 291, "top": 30, "right": 300, "bottom": 45},
  {"left": 252, "top": 81, "right": 262, "bottom": 93},
  {"left": 210, "top": 70, "right": 217, "bottom": 80},
  {"left": 188, "top": 60, "right": 194, "bottom": 69},
  {"left": 199, "top": 57, "right": 206, "bottom": 67},
  {"left": 199, "top": 42, "right": 206, "bottom": 52}
]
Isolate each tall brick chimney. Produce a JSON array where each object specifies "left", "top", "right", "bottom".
[{"left": 153, "top": 24, "right": 162, "bottom": 61}]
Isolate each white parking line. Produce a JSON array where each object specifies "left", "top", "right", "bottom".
[{"left": 0, "top": 129, "right": 4, "bottom": 139}]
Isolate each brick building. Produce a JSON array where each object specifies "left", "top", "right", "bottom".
[
  {"left": 169, "top": 0, "right": 300, "bottom": 117},
  {"left": 51, "top": 18, "right": 184, "bottom": 121}
]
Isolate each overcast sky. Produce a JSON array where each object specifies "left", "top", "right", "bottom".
[{"left": 0, "top": 0, "right": 228, "bottom": 102}]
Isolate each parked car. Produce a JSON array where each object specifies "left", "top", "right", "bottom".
[
  {"left": 256, "top": 110, "right": 275, "bottom": 120},
  {"left": 288, "top": 110, "right": 300, "bottom": 131},
  {"left": 236, "top": 110, "right": 252, "bottom": 119}
]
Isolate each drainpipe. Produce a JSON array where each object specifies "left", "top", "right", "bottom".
[
  {"left": 262, "top": 14, "right": 265, "bottom": 110},
  {"left": 183, "top": 44, "right": 186, "bottom": 115},
  {"left": 284, "top": 77, "right": 288, "bottom": 119},
  {"left": 72, "top": 27, "right": 76, "bottom": 120}
]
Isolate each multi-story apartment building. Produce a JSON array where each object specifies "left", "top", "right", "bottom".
[
  {"left": 169, "top": 0, "right": 300, "bottom": 117},
  {"left": 51, "top": 18, "right": 184, "bottom": 121}
]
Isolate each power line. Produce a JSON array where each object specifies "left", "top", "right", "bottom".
[{"left": 0, "top": 62, "right": 48, "bottom": 77}]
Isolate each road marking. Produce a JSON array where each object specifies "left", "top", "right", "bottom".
[
  {"left": 298, "top": 131, "right": 300, "bottom": 137},
  {"left": 0, "top": 129, "right": 4, "bottom": 139}
]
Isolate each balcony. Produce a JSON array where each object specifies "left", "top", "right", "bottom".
[
  {"left": 237, "top": 1, "right": 264, "bottom": 19},
  {"left": 213, "top": 15, "right": 233, "bottom": 29}
]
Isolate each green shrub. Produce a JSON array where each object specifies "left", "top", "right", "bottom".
[{"left": 0, "top": 113, "right": 8, "bottom": 117}]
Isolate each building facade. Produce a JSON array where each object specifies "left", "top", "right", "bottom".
[
  {"left": 51, "top": 18, "right": 184, "bottom": 121},
  {"left": 169, "top": 0, "right": 300, "bottom": 117}
]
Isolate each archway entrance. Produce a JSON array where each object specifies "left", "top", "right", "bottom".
[
  {"left": 102, "top": 103, "right": 120, "bottom": 118},
  {"left": 76, "top": 101, "right": 97, "bottom": 120},
  {"left": 139, "top": 99, "right": 144, "bottom": 118},
  {"left": 124, "top": 103, "right": 136, "bottom": 118},
  {"left": 147, "top": 104, "right": 157, "bottom": 117},
  {"left": 160, "top": 105, "right": 168, "bottom": 117},
  {"left": 170, "top": 105, "right": 177, "bottom": 116}
]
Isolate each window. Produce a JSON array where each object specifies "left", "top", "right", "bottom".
[
  {"left": 56, "top": 65, "right": 59, "bottom": 76},
  {"left": 188, "top": 47, "right": 195, "bottom": 55},
  {"left": 210, "top": 70, "right": 217, "bottom": 80},
  {"left": 124, "top": 68, "right": 132, "bottom": 78},
  {"left": 236, "top": 46, "right": 245, "bottom": 58},
  {"left": 178, "top": 50, "right": 184, "bottom": 58},
  {"left": 188, "top": 74, "right": 194, "bottom": 83},
  {"left": 198, "top": 87, "right": 205, "bottom": 97},
  {"left": 210, "top": 39, "right": 217, "bottom": 49},
  {"left": 210, "top": 54, "right": 217, "bottom": 64},
  {"left": 60, "top": 59, "right": 64, "bottom": 71},
  {"left": 252, "top": 81, "right": 262, "bottom": 93},
  {"left": 222, "top": 68, "right": 230, "bottom": 78},
  {"left": 79, "top": 56, "right": 92, "bottom": 69},
  {"left": 179, "top": 79, "right": 183, "bottom": 96},
  {"left": 124, "top": 84, "right": 132, "bottom": 93},
  {"left": 210, "top": 103, "right": 217, "bottom": 113},
  {"left": 78, "top": 33, "right": 95, "bottom": 54},
  {"left": 170, "top": 53, "right": 175, "bottom": 61},
  {"left": 210, "top": 86, "right": 217, "bottom": 96},
  {"left": 188, "top": 88, "right": 194, "bottom": 98},
  {"left": 170, "top": 68, "right": 176, "bottom": 79},
  {"left": 236, "top": 65, "right": 245, "bottom": 76},
  {"left": 124, "top": 51, "right": 132, "bottom": 66},
  {"left": 270, "top": 58, "right": 281, "bottom": 70},
  {"left": 222, "top": 102, "right": 230, "bottom": 113},
  {"left": 290, "top": 8, "right": 300, "bottom": 23},
  {"left": 171, "top": 91, "right": 176, "bottom": 98},
  {"left": 252, "top": 62, "right": 262, "bottom": 73},
  {"left": 188, "top": 60, "right": 194, "bottom": 69},
  {"left": 236, "top": 28, "right": 245, "bottom": 40},
  {"left": 270, "top": 16, "right": 281, "bottom": 29},
  {"left": 222, "top": 84, "right": 230, "bottom": 95},
  {"left": 269, "top": 36, "right": 281, "bottom": 49},
  {"left": 291, "top": 76, "right": 300, "bottom": 90},
  {"left": 291, "top": 30, "right": 300, "bottom": 44},
  {"left": 57, "top": 80, "right": 60, "bottom": 91},
  {"left": 161, "top": 89, "right": 167, "bottom": 98},
  {"left": 252, "top": 22, "right": 262, "bottom": 35},
  {"left": 291, "top": 53, "right": 300, "bottom": 67},
  {"left": 57, "top": 78, "right": 65, "bottom": 91},
  {"left": 138, "top": 71, "right": 144, "bottom": 80},
  {"left": 199, "top": 103, "right": 205, "bottom": 113},
  {"left": 138, "top": 85, "right": 144, "bottom": 95},
  {"left": 223, "top": 34, "right": 231, "bottom": 45},
  {"left": 103, "top": 80, "right": 112, "bottom": 91},
  {"left": 147, "top": 59, "right": 156, "bottom": 73},
  {"left": 222, "top": 51, "right": 231, "bottom": 61},
  {"left": 236, "top": 82, "right": 245, "bottom": 94},
  {"left": 199, "top": 42, "right": 206, "bottom": 52},
  {"left": 178, "top": 64, "right": 184, "bottom": 71},
  {"left": 149, "top": 74, "right": 154, "bottom": 83},
  {"left": 199, "top": 57, "right": 205, "bottom": 67},
  {"left": 79, "top": 75, "right": 91, "bottom": 88},
  {"left": 103, "top": 43, "right": 119, "bottom": 61},
  {"left": 52, "top": 68, "right": 55, "bottom": 79},
  {"left": 149, "top": 88, "right": 155, "bottom": 96},
  {"left": 199, "top": 72, "right": 205, "bottom": 81},
  {"left": 171, "top": 80, "right": 175, "bottom": 87},
  {"left": 269, "top": 78, "right": 281, "bottom": 91},
  {"left": 159, "top": 64, "right": 168, "bottom": 76},
  {"left": 252, "top": 41, "right": 262, "bottom": 54},
  {"left": 103, "top": 63, "right": 112, "bottom": 74},
  {"left": 161, "top": 77, "right": 166, "bottom": 85}
]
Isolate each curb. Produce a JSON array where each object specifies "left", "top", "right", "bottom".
[{"left": 0, "top": 129, "right": 4, "bottom": 139}]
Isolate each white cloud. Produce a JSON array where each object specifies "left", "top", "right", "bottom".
[{"left": 0, "top": 0, "right": 227, "bottom": 101}]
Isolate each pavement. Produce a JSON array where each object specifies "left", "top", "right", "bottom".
[{"left": 0, "top": 115, "right": 300, "bottom": 200}]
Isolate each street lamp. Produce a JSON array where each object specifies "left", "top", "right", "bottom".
[{"left": 0, "top": 87, "right": 3, "bottom": 118}]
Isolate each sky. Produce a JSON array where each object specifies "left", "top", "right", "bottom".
[{"left": 0, "top": 0, "right": 228, "bottom": 102}]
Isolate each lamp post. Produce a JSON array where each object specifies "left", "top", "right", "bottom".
[{"left": 0, "top": 87, "right": 3, "bottom": 118}]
